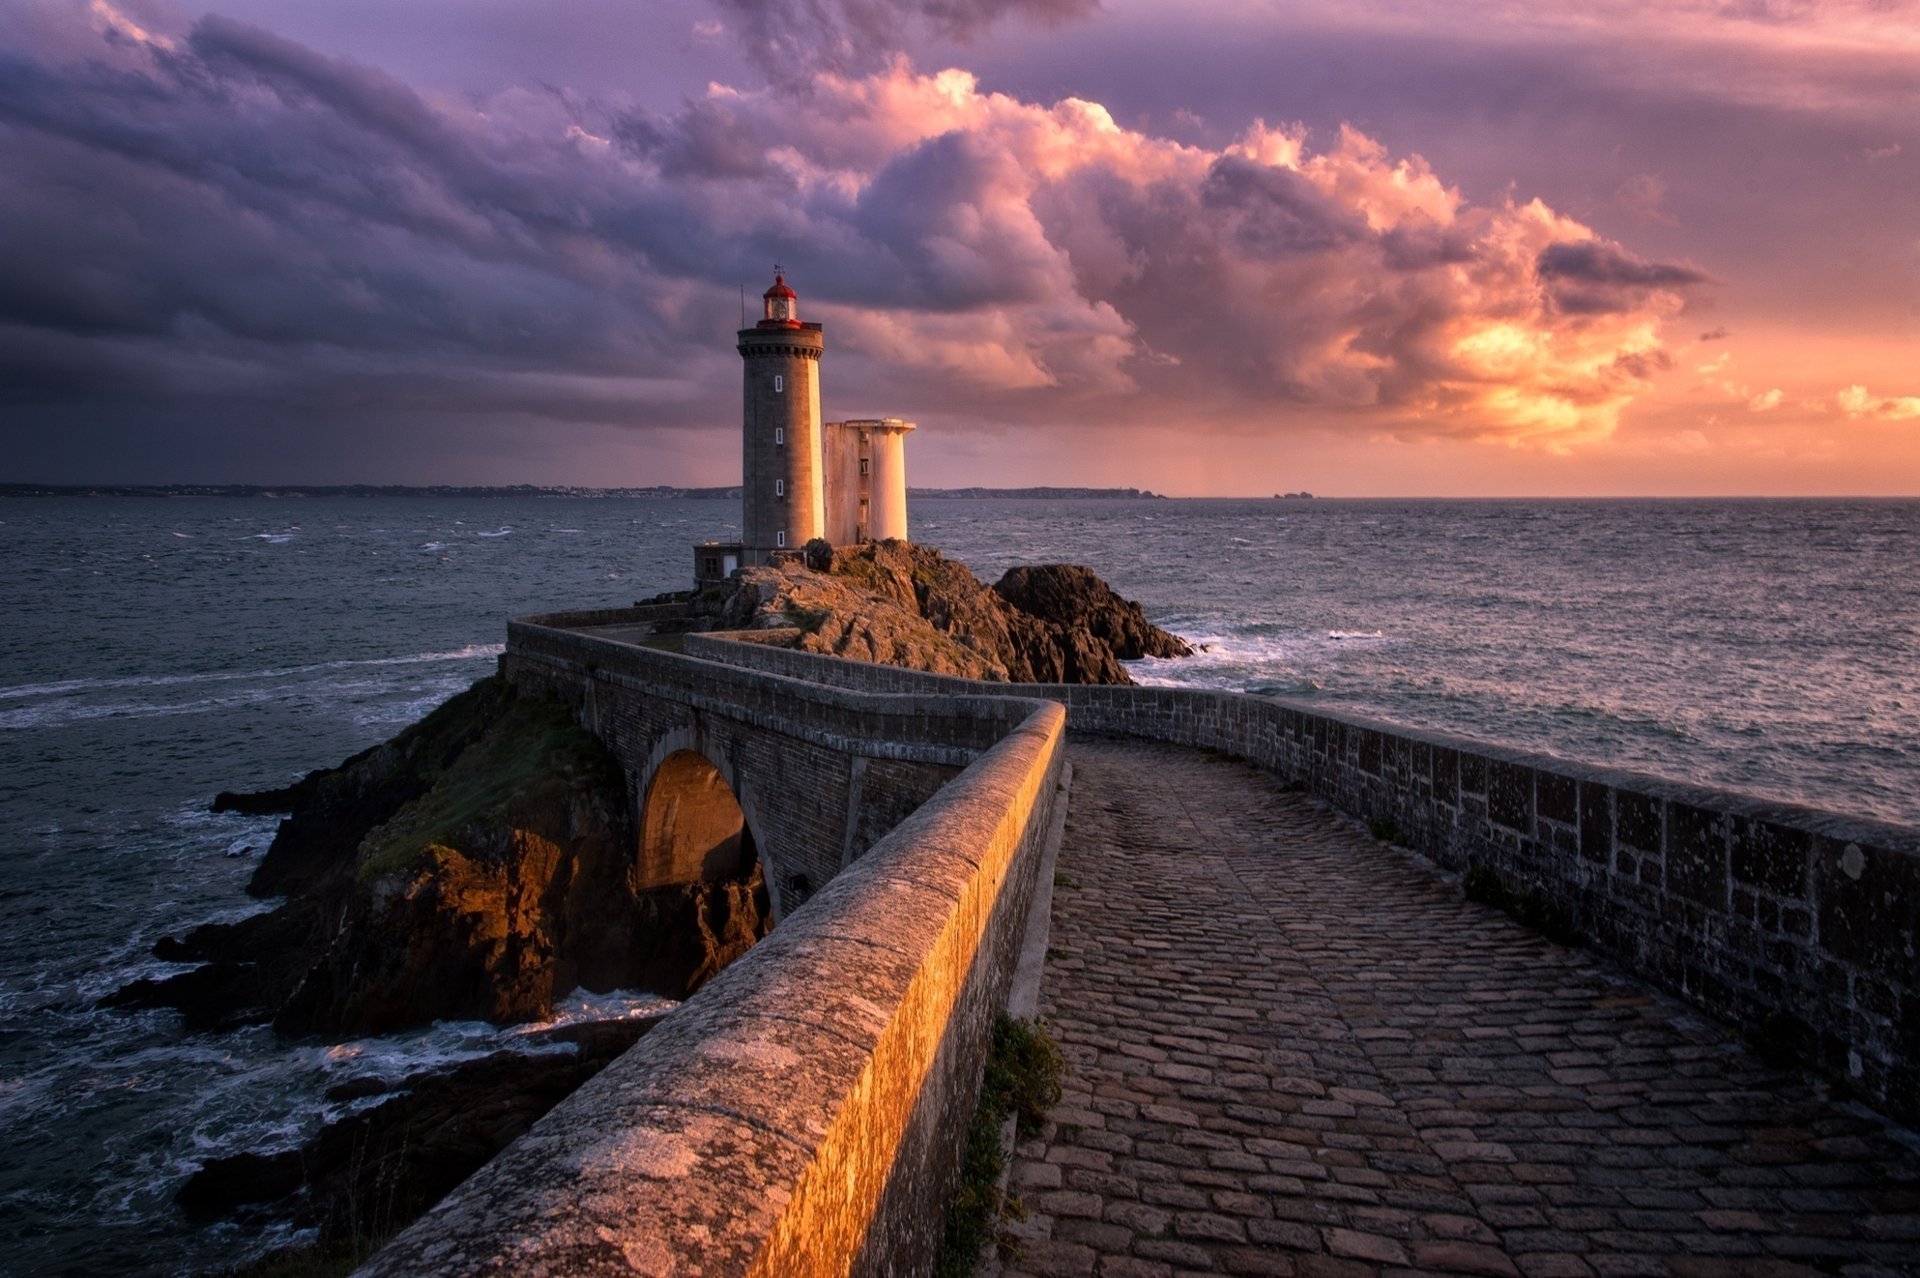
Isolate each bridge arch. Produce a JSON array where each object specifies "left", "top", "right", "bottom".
[{"left": 635, "top": 726, "right": 789, "bottom": 919}]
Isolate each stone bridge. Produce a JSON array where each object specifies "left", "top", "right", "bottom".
[{"left": 362, "top": 610, "right": 1920, "bottom": 1278}]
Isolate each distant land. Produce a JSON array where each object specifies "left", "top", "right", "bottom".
[{"left": 0, "top": 483, "right": 1167, "bottom": 500}]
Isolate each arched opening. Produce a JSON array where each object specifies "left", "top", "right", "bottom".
[
  {"left": 630, "top": 749, "right": 775, "bottom": 994},
  {"left": 638, "top": 750, "right": 759, "bottom": 887}
]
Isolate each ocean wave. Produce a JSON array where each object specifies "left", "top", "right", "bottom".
[
  {"left": 0, "top": 646, "right": 505, "bottom": 729},
  {"left": 476, "top": 528, "right": 512, "bottom": 538},
  {"left": 0, "top": 685, "right": 297, "bottom": 729},
  {"left": 0, "top": 645, "right": 506, "bottom": 704}
]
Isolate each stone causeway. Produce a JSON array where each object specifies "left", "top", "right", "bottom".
[
  {"left": 363, "top": 610, "right": 1920, "bottom": 1277},
  {"left": 1005, "top": 739, "right": 1920, "bottom": 1277}
]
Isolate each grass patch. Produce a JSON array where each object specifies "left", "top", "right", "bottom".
[
  {"left": 1368, "top": 817, "right": 1401, "bottom": 844},
  {"left": 782, "top": 606, "right": 832, "bottom": 634},
  {"left": 1463, "top": 864, "right": 1584, "bottom": 947},
  {"left": 834, "top": 554, "right": 885, "bottom": 589},
  {"left": 1052, "top": 873, "right": 1077, "bottom": 889},
  {"left": 935, "top": 1016, "right": 1065, "bottom": 1278},
  {"left": 636, "top": 632, "right": 685, "bottom": 653},
  {"left": 357, "top": 694, "right": 623, "bottom": 882}
]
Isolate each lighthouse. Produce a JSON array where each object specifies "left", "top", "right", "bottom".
[
  {"left": 736, "top": 272, "right": 826, "bottom": 563},
  {"left": 694, "top": 269, "right": 917, "bottom": 585}
]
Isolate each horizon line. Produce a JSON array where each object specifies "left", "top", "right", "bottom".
[{"left": 4, "top": 482, "right": 1918, "bottom": 501}]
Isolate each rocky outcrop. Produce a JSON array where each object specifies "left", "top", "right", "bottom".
[
  {"left": 993, "top": 565, "right": 1195, "bottom": 662},
  {"left": 698, "top": 539, "right": 1191, "bottom": 685},
  {"left": 111, "top": 676, "right": 771, "bottom": 1038}
]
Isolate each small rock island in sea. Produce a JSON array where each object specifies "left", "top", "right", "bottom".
[{"left": 124, "top": 270, "right": 1193, "bottom": 1268}]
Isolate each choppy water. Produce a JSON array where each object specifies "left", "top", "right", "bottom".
[{"left": 1, "top": 494, "right": 1915, "bottom": 1274}]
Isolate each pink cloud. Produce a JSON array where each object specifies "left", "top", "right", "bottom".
[{"left": 0, "top": 12, "right": 1707, "bottom": 463}]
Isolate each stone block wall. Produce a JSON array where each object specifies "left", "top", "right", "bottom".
[
  {"left": 506, "top": 616, "right": 1039, "bottom": 914},
  {"left": 682, "top": 631, "right": 1920, "bottom": 1125},
  {"left": 359, "top": 683, "right": 1069, "bottom": 1276}
]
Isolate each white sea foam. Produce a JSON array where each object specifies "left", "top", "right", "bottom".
[
  {"left": 1127, "top": 627, "right": 1297, "bottom": 691},
  {"left": 312, "top": 988, "right": 675, "bottom": 1092},
  {"left": 1127, "top": 624, "right": 1385, "bottom": 696},
  {"left": 476, "top": 528, "right": 512, "bottom": 538}
]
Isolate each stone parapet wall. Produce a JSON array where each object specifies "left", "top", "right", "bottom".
[
  {"left": 360, "top": 695, "right": 1069, "bottom": 1276},
  {"left": 525, "top": 601, "right": 692, "bottom": 630},
  {"left": 508, "top": 620, "right": 1022, "bottom": 765},
  {"left": 683, "top": 630, "right": 1920, "bottom": 1125}
]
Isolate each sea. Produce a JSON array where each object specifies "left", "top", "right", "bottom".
[{"left": 1, "top": 494, "right": 1915, "bottom": 1275}]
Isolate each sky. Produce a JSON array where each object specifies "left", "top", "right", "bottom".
[{"left": 1, "top": 0, "right": 1916, "bottom": 495}]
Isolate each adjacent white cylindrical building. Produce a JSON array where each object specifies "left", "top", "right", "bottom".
[{"left": 865, "top": 418, "right": 915, "bottom": 542}]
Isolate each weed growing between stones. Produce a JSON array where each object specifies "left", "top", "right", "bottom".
[
  {"left": 935, "top": 1015, "right": 1064, "bottom": 1278},
  {"left": 1368, "top": 816, "right": 1401, "bottom": 844},
  {"left": 1463, "top": 864, "right": 1585, "bottom": 947}
]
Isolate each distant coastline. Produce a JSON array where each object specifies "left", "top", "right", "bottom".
[{"left": 0, "top": 482, "right": 1166, "bottom": 500}]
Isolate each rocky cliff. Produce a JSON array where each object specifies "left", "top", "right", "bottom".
[
  {"left": 697, "top": 539, "right": 1191, "bottom": 684},
  {"left": 113, "top": 676, "right": 769, "bottom": 1038},
  {"left": 129, "top": 541, "right": 1191, "bottom": 1264}
]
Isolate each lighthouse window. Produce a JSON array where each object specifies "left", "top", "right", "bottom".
[
  {"left": 773, "top": 375, "right": 783, "bottom": 393},
  {"left": 859, "top": 459, "right": 869, "bottom": 476},
  {"left": 774, "top": 427, "right": 784, "bottom": 444},
  {"left": 776, "top": 531, "right": 786, "bottom": 547},
  {"left": 775, "top": 479, "right": 784, "bottom": 497}
]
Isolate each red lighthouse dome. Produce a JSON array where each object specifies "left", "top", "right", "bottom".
[{"left": 760, "top": 271, "right": 800, "bottom": 328}]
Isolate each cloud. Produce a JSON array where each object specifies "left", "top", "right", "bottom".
[
  {"left": 711, "top": 0, "right": 1099, "bottom": 82},
  {"left": 1747, "top": 388, "right": 1783, "bottom": 411},
  {"left": 0, "top": 11, "right": 1706, "bottom": 466},
  {"left": 1838, "top": 384, "right": 1920, "bottom": 420},
  {"left": 1614, "top": 173, "right": 1678, "bottom": 226}
]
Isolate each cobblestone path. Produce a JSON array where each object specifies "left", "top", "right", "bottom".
[{"left": 1004, "top": 739, "right": 1920, "bottom": 1278}]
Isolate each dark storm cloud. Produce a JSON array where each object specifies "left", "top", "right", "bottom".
[
  {"left": 0, "top": 12, "right": 726, "bottom": 436},
  {"left": 1200, "top": 155, "right": 1366, "bottom": 259},
  {"left": 1537, "top": 242, "right": 1710, "bottom": 316},
  {"left": 1538, "top": 242, "right": 1707, "bottom": 289}
]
